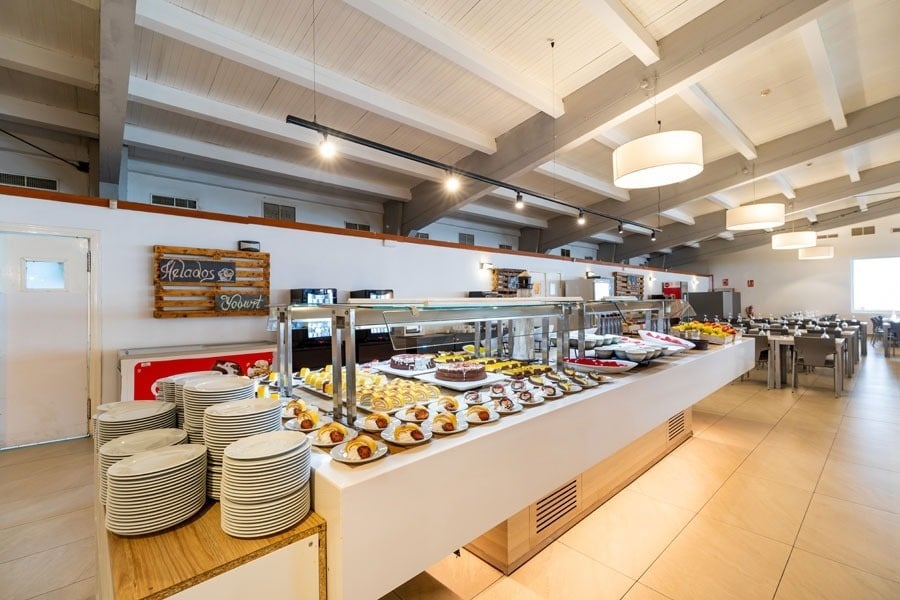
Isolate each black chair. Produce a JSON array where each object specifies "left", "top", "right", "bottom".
[
  {"left": 888, "top": 321, "right": 900, "bottom": 357},
  {"left": 792, "top": 336, "right": 839, "bottom": 396},
  {"left": 870, "top": 316, "right": 884, "bottom": 347},
  {"left": 741, "top": 334, "right": 770, "bottom": 380}
]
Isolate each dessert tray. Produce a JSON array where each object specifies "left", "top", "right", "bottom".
[
  {"left": 371, "top": 362, "right": 437, "bottom": 378},
  {"left": 563, "top": 358, "right": 639, "bottom": 373},
  {"left": 331, "top": 439, "right": 389, "bottom": 464},
  {"left": 414, "top": 371, "right": 507, "bottom": 391},
  {"left": 284, "top": 415, "right": 333, "bottom": 432}
]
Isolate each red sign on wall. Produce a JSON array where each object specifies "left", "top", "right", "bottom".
[
  {"left": 132, "top": 350, "right": 275, "bottom": 400},
  {"left": 747, "top": 280, "right": 755, "bottom": 288},
  {"left": 722, "top": 278, "right": 729, "bottom": 286}
]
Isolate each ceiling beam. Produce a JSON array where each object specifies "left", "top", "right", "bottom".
[
  {"left": 0, "top": 35, "right": 98, "bottom": 90},
  {"left": 456, "top": 204, "right": 548, "bottom": 229},
  {"left": 127, "top": 77, "right": 444, "bottom": 182},
  {"left": 799, "top": 19, "right": 846, "bottom": 130},
  {"left": 98, "top": 0, "right": 135, "bottom": 186},
  {"left": 534, "top": 160, "right": 629, "bottom": 201},
  {"left": 400, "top": 0, "right": 836, "bottom": 234},
  {"left": 0, "top": 94, "right": 98, "bottom": 136},
  {"left": 708, "top": 193, "right": 740, "bottom": 209},
  {"left": 842, "top": 148, "right": 861, "bottom": 182},
  {"left": 717, "top": 231, "right": 734, "bottom": 241},
  {"left": 662, "top": 197, "right": 899, "bottom": 267},
  {"left": 537, "top": 94, "right": 900, "bottom": 250},
  {"left": 340, "top": 0, "right": 562, "bottom": 118},
  {"left": 770, "top": 172, "right": 796, "bottom": 199},
  {"left": 133, "top": 0, "right": 496, "bottom": 154},
  {"left": 857, "top": 197, "right": 868, "bottom": 212},
  {"left": 804, "top": 209, "right": 818, "bottom": 223},
  {"left": 580, "top": 0, "right": 660, "bottom": 65},
  {"left": 617, "top": 160, "right": 900, "bottom": 258},
  {"left": 590, "top": 232, "right": 624, "bottom": 244},
  {"left": 123, "top": 125, "right": 411, "bottom": 200},
  {"left": 678, "top": 84, "right": 757, "bottom": 159},
  {"left": 660, "top": 208, "right": 695, "bottom": 225}
]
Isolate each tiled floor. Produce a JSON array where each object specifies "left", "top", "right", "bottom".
[{"left": 0, "top": 352, "right": 896, "bottom": 600}]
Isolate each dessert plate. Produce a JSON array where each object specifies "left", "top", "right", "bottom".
[
  {"left": 371, "top": 362, "right": 437, "bottom": 378},
  {"left": 353, "top": 415, "right": 401, "bottom": 433},
  {"left": 310, "top": 428, "right": 358, "bottom": 448},
  {"left": 396, "top": 407, "right": 432, "bottom": 423},
  {"left": 381, "top": 426, "right": 433, "bottom": 446},
  {"left": 284, "top": 415, "right": 332, "bottom": 432},
  {"left": 465, "top": 408, "right": 500, "bottom": 424},
  {"left": 331, "top": 440, "right": 389, "bottom": 464},
  {"left": 414, "top": 371, "right": 507, "bottom": 392},
  {"left": 428, "top": 417, "right": 469, "bottom": 435},
  {"left": 486, "top": 399, "right": 522, "bottom": 414},
  {"left": 516, "top": 391, "right": 544, "bottom": 406}
]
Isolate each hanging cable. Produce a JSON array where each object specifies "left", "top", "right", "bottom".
[{"left": 0, "top": 128, "right": 89, "bottom": 173}]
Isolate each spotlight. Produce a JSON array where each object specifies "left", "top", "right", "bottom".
[
  {"left": 318, "top": 134, "right": 336, "bottom": 159},
  {"left": 650, "top": 230, "right": 657, "bottom": 242},
  {"left": 577, "top": 209, "right": 586, "bottom": 225},
  {"left": 617, "top": 222, "right": 624, "bottom": 235},
  {"left": 445, "top": 174, "right": 461, "bottom": 192},
  {"left": 515, "top": 191, "right": 524, "bottom": 209}
]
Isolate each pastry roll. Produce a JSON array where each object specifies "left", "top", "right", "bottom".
[
  {"left": 432, "top": 412, "right": 458, "bottom": 432},
  {"left": 317, "top": 422, "right": 347, "bottom": 443},
  {"left": 393, "top": 423, "right": 425, "bottom": 442},
  {"left": 437, "top": 396, "right": 460, "bottom": 411},
  {"left": 364, "top": 412, "right": 390, "bottom": 430},
  {"left": 466, "top": 405, "right": 491, "bottom": 422},
  {"left": 296, "top": 409, "right": 320, "bottom": 429},
  {"left": 286, "top": 399, "right": 307, "bottom": 416},
  {"left": 345, "top": 435, "right": 377, "bottom": 459}
]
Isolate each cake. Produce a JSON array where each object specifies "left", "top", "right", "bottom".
[
  {"left": 390, "top": 353, "right": 435, "bottom": 371},
  {"left": 435, "top": 361, "right": 487, "bottom": 382}
]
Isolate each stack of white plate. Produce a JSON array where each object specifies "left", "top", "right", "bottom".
[
  {"left": 203, "top": 398, "right": 282, "bottom": 500},
  {"left": 221, "top": 431, "right": 311, "bottom": 538},
  {"left": 183, "top": 375, "right": 255, "bottom": 443},
  {"left": 105, "top": 444, "right": 208, "bottom": 536},
  {"left": 98, "top": 428, "right": 187, "bottom": 504},
  {"left": 95, "top": 402, "right": 177, "bottom": 449},
  {"left": 157, "top": 371, "right": 223, "bottom": 430}
]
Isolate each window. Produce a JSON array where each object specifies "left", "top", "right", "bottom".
[
  {"left": 458, "top": 233, "right": 475, "bottom": 246},
  {"left": 263, "top": 202, "right": 296, "bottom": 222},
  {"left": 151, "top": 195, "right": 197, "bottom": 209},
  {"left": 852, "top": 257, "right": 900, "bottom": 312},
  {"left": 345, "top": 222, "right": 371, "bottom": 232},
  {"left": 24, "top": 260, "right": 65, "bottom": 290},
  {"left": 560, "top": 248, "right": 571, "bottom": 257}
]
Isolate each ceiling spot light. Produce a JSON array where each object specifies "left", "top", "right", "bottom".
[
  {"left": 445, "top": 174, "right": 461, "bottom": 192},
  {"left": 725, "top": 203, "right": 785, "bottom": 231},
  {"left": 772, "top": 231, "right": 816, "bottom": 250},
  {"left": 798, "top": 246, "right": 834, "bottom": 260},
  {"left": 577, "top": 209, "right": 586, "bottom": 225},
  {"left": 515, "top": 191, "right": 524, "bottom": 209},
  {"left": 318, "top": 134, "right": 336, "bottom": 159},
  {"left": 650, "top": 230, "right": 657, "bottom": 242},
  {"left": 612, "top": 130, "right": 704, "bottom": 189},
  {"left": 617, "top": 222, "right": 624, "bottom": 235}
]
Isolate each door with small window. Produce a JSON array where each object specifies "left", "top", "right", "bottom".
[{"left": 0, "top": 232, "right": 91, "bottom": 448}]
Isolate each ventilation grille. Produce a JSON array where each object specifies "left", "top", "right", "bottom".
[
  {"left": 851, "top": 226, "right": 875, "bottom": 237},
  {"left": 560, "top": 248, "right": 571, "bottom": 257},
  {"left": 534, "top": 480, "right": 578, "bottom": 535},
  {"left": 668, "top": 411, "right": 686, "bottom": 441},
  {"left": 892, "top": 228, "right": 900, "bottom": 234},
  {"left": 345, "top": 222, "right": 371, "bottom": 231},
  {"left": 499, "top": 243, "right": 512, "bottom": 250},
  {"left": 415, "top": 232, "right": 430, "bottom": 239},
  {"left": 0, "top": 172, "right": 58, "bottom": 191},
  {"left": 458, "top": 232, "right": 475, "bottom": 245},
  {"left": 152, "top": 194, "right": 197, "bottom": 210},
  {"left": 817, "top": 233, "right": 838, "bottom": 240}
]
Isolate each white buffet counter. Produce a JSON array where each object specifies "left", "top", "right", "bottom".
[{"left": 311, "top": 340, "right": 754, "bottom": 599}]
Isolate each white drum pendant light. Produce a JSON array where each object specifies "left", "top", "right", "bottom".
[
  {"left": 725, "top": 203, "right": 785, "bottom": 231},
  {"left": 798, "top": 245, "right": 834, "bottom": 260},
  {"left": 612, "top": 130, "right": 704, "bottom": 189},
  {"left": 771, "top": 231, "right": 816, "bottom": 250}
]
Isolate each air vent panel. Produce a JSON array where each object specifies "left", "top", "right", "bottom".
[
  {"left": 0, "top": 172, "right": 58, "bottom": 190},
  {"left": 535, "top": 480, "right": 578, "bottom": 535},
  {"left": 668, "top": 411, "right": 686, "bottom": 441}
]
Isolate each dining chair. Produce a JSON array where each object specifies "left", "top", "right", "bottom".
[
  {"left": 741, "top": 334, "right": 770, "bottom": 381},
  {"left": 792, "top": 336, "right": 839, "bottom": 397},
  {"left": 870, "top": 316, "right": 884, "bottom": 347},
  {"left": 888, "top": 321, "right": 900, "bottom": 357}
]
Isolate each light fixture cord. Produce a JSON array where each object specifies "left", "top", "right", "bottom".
[
  {"left": 312, "top": 0, "right": 318, "bottom": 124},
  {"left": 550, "top": 39, "right": 557, "bottom": 199}
]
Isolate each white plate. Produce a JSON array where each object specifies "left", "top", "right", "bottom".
[
  {"left": 205, "top": 398, "right": 280, "bottom": 418},
  {"left": 540, "top": 387, "right": 564, "bottom": 400},
  {"left": 458, "top": 390, "right": 486, "bottom": 405},
  {"left": 464, "top": 408, "right": 500, "bottom": 424},
  {"left": 224, "top": 430, "right": 308, "bottom": 460},
  {"left": 97, "top": 402, "right": 175, "bottom": 423},
  {"left": 396, "top": 406, "right": 432, "bottom": 422},
  {"left": 562, "top": 359, "right": 639, "bottom": 373},
  {"left": 638, "top": 330, "right": 696, "bottom": 349},
  {"left": 331, "top": 439, "right": 389, "bottom": 464},
  {"left": 486, "top": 399, "right": 522, "bottom": 414},
  {"left": 106, "top": 444, "right": 206, "bottom": 478},
  {"left": 381, "top": 426, "right": 433, "bottom": 446},
  {"left": 556, "top": 383, "right": 583, "bottom": 395},
  {"left": 284, "top": 415, "right": 332, "bottom": 432},
  {"left": 428, "top": 415, "right": 469, "bottom": 435},
  {"left": 414, "top": 371, "right": 507, "bottom": 391},
  {"left": 353, "top": 415, "right": 401, "bottom": 433},
  {"left": 355, "top": 402, "right": 403, "bottom": 415},
  {"left": 99, "top": 428, "right": 187, "bottom": 457},
  {"left": 516, "top": 391, "right": 544, "bottom": 406},
  {"left": 310, "top": 427, "right": 358, "bottom": 448},
  {"left": 371, "top": 362, "right": 437, "bottom": 378},
  {"left": 184, "top": 375, "right": 254, "bottom": 393}
]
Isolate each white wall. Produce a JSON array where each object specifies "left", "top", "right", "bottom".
[
  {"left": 0, "top": 136, "right": 90, "bottom": 195},
  {"left": 680, "top": 213, "right": 899, "bottom": 319},
  {"left": 0, "top": 192, "right": 709, "bottom": 406}
]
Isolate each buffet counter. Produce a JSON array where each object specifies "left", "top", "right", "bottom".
[{"left": 312, "top": 339, "right": 754, "bottom": 599}]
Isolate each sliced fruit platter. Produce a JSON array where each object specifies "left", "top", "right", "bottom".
[
  {"left": 670, "top": 321, "right": 738, "bottom": 344},
  {"left": 638, "top": 330, "right": 695, "bottom": 350}
]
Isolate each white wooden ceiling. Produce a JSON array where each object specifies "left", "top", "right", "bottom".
[{"left": 2, "top": 0, "right": 899, "bottom": 264}]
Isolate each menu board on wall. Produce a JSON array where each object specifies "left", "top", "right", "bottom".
[{"left": 153, "top": 245, "right": 270, "bottom": 318}]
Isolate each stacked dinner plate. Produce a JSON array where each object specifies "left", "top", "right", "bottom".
[
  {"left": 183, "top": 375, "right": 255, "bottom": 443},
  {"left": 105, "top": 444, "right": 207, "bottom": 536},
  {"left": 95, "top": 401, "right": 177, "bottom": 449},
  {"left": 98, "top": 428, "right": 187, "bottom": 504},
  {"left": 203, "top": 398, "right": 282, "bottom": 499},
  {"left": 157, "top": 371, "right": 223, "bottom": 430},
  {"left": 220, "top": 431, "right": 311, "bottom": 538}
]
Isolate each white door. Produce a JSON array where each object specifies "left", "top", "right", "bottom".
[{"left": 0, "top": 232, "right": 91, "bottom": 448}]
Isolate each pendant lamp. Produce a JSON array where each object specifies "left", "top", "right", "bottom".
[
  {"left": 772, "top": 231, "right": 816, "bottom": 250},
  {"left": 798, "top": 245, "right": 834, "bottom": 260},
  {"left": 725, "top": 203, "right": 785, "bottom": 231},
  {"left": 612, "top": 130, "right": 703, "bottom": 189}
]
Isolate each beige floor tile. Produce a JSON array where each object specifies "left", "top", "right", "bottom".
[
  {"left": 796, "top": 494, "right": 900, "bottom": 583},
  {"left": 736, "top": 439, "right": 828, "bottom": 492},
  {"left": 558, "top": 488, "right": 694, "bottom": 579},
  {"left": 692, "top": 393, "right": 746, "bottom": 416},
  {"left": 777, "top": 405, "right": 845, "bottom": 433},
  {"left": 775, "top": 549, "right": 900, "bottom": 600},
  {"left": 0, "top": 536, "right": 96, "bottom": 600},
  {"left": 27, "top": 577, "right": 96, "bottom": 600},
  {"left": 425, "top": 548, "right": 502, "bottom": 600},
  {"left": 700, "top": 472, "right": 811, "bottom": 544},
  {"left": 690, "top": 410, "right": 721, "bottom": 434},
  {"left": 621, "top": 583, "right": 674, "bottom": 600},
  {"left": 0, "top": 461, "right": 95, "bottom": 505},
  {"left": 0, "top": 483, "right": 93, "bottom": 529},
  {"left": 393, "top": 572, "right": 464, "bottom": 600},
  {"left": 0, "top": 506, "right": 94, "bottom": 563},
  {"left": 791, "top": 393, "right": 847, "bottom": 415},
  {"left": 639, "top": 515, "right": 791, "bottom": 600},
  {"left": 726, "top": 393, "right": 796, "bottom": 425},
  {"left": 0, "top": 451, "right": 92, "bottom": 485},
  {"left": 693, "top": 416, "right": 773, "bottom": 450},
  {"left": 506, "top": 541, "right": 634, "bottom": 599},
  {"left": 670, "top": 436, "right": 750, "bottom": 471},
  {"left": 0, "top": 438, "right": 92, "bottom": 468},
  {"left": 764, "top": 421, "right": 836, "bottom": 453},
  {"left": 473, "top": 577, "right": 543, "bottom": 600},
  {"left": 830, "top": 431, "right": 900, "bottom": 473},
  {"left": 843, "top": 400, "right": 900, "bottom": 425},
  {"left": 816, "top": 458, "right": 900, "bottom": 514},
  {"left": 838, "top": 416, "right": 900, "bottom": 442}
]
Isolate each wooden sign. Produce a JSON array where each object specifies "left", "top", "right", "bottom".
[{"left": 153, "top": 245, "right": 270, "bottom": 319}]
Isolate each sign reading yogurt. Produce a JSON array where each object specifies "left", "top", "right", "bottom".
[
  {"left": 158, "top": 258, "right": 236, "bottom": 283},
  {"left": 216, "top": 293, "right": 268, "bottom": 312}
]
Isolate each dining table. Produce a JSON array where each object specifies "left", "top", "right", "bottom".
[{"left": 767, "top": 334, "right": 846, "bottom": 392}]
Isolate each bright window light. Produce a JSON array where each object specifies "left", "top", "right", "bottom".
[{"left": 852, "top": 257, "right": 900, "bottom": 312}]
